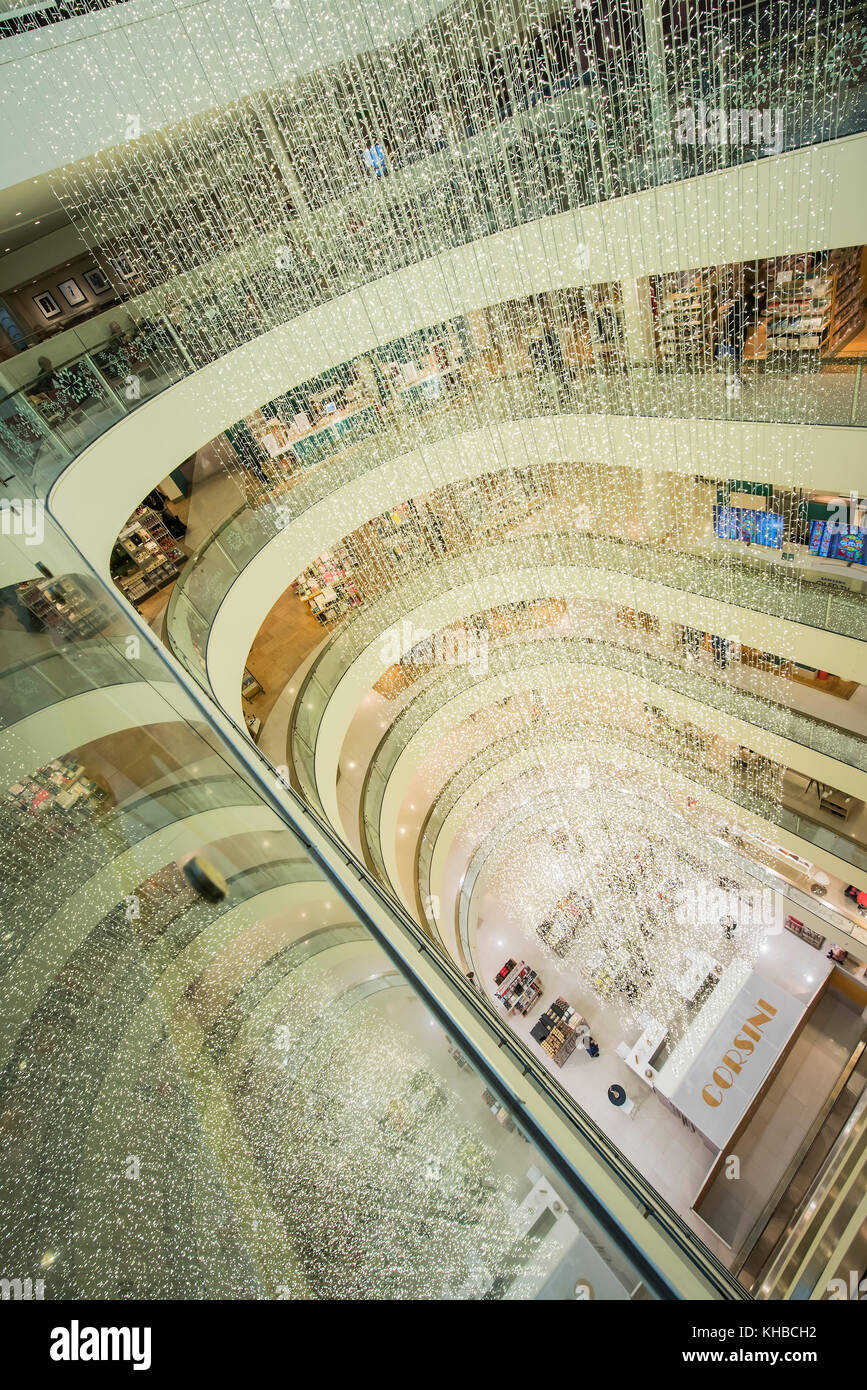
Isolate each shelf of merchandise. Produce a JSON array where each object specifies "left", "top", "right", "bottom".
[
  {"left": 537, "top": 888, "right": 592, "bottom": 957},
  {"left": 372, "top": 504, "right": 430, "bottom": 566},
  {"left": 765, "top": 260, "right": 835, "bottom": 357},
  {"left": 494, "top": 959, "right": 543, "bottom": 1017},
  {"left": 114, "top": 505, "right": 186, "bottom": 605},
  {"left": 16, "top": 575, "right": 106, "bottom": 639},
  {"left": 2, "top": 756, "right": 107, "bottom": 875},
  {"left": 828, "top": 247, "right": 865, "bottom": 353},
  {"left": 656, "top": 273, "right": 717, "bottom": 366},
  {"left": 293, "top": 547, "right": 362, "bottom": 625},
  {"left": 762, "top": 248, "right": 864, "bottom": 359}
]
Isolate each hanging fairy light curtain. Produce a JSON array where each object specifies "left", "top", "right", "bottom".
[
  {"left": 47, "top": 0, "right": 861, "bottom": 1019},
  {"left": 52, "top": 0, "right": 860, "bottom": 375}
]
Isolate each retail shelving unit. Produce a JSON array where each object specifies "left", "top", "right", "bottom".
[
  {"left": 494, "top": 959, "right": 543, "bottom": 1016},
  {"left": 764, "top": 248, "right": 865, "bottom": 358},
  {"left": 656, "top": 272, "right": 718, "bottom": 367},
  {"left": 2, "top": 756, "right": 108, "bottom": 880},
  {"left": 16, "top": 575, "right": 106, "bottom": 639},
  {"left": 828, "top": 246, "right": 866, "bottom": 352},
  {"left": 765, "top": 261, "right": 834, "bottom": 357},
  {"left": 292, "top": 547, "right": 362, "bottom": 624},
  {"left": 113, "top": 505, "right": 185, "bottom": 606}
]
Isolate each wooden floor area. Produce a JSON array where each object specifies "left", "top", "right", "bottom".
[{"left": 242, "top": 587, "right": 325, "bottom": 727}]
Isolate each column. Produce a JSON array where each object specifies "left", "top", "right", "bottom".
[{"left": 620, "top": 276, "right": 656, "bottom": 366}]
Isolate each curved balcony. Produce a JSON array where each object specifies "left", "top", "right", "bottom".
[
  {"left": 284, "top": 535, "right": 866, "bottom": 827},
  {"left": 17, "top": 137, "right": 864, "bottom": 538},
  {"left": 359, "top": 633, "right": 867, "bottom": 880},
  {"left": 0, "top": 637, "right": 169, "bottom": 733},
  {"left": 414, "top": 729, "right": 867, "bottom": 943},
  {"left": 163, "top": 486, "right": 867, "bottom": 766},
  {"left": 6, "top": 274, "right": 865, "bottom": 516}
]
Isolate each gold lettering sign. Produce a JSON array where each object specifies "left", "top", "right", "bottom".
[{"left": 701, "top": 998, "right": 777, "bottom": 1107}]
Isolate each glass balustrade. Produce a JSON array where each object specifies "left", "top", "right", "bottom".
[
  {"left": 4, "top": 318, "right": 865, "bottom": 503},
  {"left": 0, "top": 506, "right": 753, "bottom": 1300},
  {"left": 414, "top": 726, "right": 867, "bottom": 931},
  {"left": 357, "top": 636, "right": 867, "bottom": 894}
]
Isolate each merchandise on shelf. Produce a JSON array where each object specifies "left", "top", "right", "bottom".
[
  {"left": 764, "top": 248, "right": 864, "bottom": 357},
  {"left": 828, "top": 246, "right": 866, "bottom": 352},
  {"left": 656, "top": 271, "right": 718, "bottom": 365},
  {"left": 2, "top": 756, "right": 107, "bottom": 869},
  {"left": 292, "top": 545, "right": 362, "bottom": 624},
  {"left": 494, "top": 958, "right": 543, "bottom": 1016},
  {"left": 530, "top": 997, "right": 587, "bottom": 1066},
  {"left": 16, "top": 575, "right": 107, "bottom": 639},
  {"left": 113, "top": 504, "right": 185, "bottom": 604}
]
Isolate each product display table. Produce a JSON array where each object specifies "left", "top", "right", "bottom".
[
  {"left": 494, "top": 959, "right": 543, "bottom": 1016},
  {"left": 531, "top": 997, "right": 585, "bottom": 1066}
]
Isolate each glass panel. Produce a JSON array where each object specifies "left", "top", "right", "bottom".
[{"left": 0, "top": 511, "right": 693, "bottom": 1299}]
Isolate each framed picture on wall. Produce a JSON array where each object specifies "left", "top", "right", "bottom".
[
  {"left": 83, "top": 267, "right": 111, "bottom": 296},
  {"left": 57, "top": 278, "right": 87, "bottom": 307},
  {"left": 33, "top": 291, "right": 62, "bottom": 320},
  {"left": 107, "top": 253, "right": 134, "bottom": 282}
]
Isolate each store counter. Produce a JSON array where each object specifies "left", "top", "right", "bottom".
[
  {"left": 667, "top": 965, "right": 831, "bottom": 1155},
  {"left": 654, "top": 958, "right": 752, "bottom": 1100}
]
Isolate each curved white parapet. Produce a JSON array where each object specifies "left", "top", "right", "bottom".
[
  {"left": 0, "top": 0, "right": 457, "bottom": 184},
  {"left": 0, "top": 680, "right": 188, "bottom": 788},
  {"left": 49, "top": 132, "right": 867, "bottom": 580},
  {"left": 295, "top": 560, "right": 867, "bottom": 835},
  {"left": 421, "top": 736, "right": 867, "bottom": 949},
  {"left": 373, "top": 659, "right": 867, "bottom": 903}
]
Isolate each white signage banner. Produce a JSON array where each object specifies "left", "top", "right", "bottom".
[{"left": 671, "top": 972, "right": 806, "bottom": 1149}]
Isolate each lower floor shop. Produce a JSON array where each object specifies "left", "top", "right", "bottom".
[{"left": 472, "top": 894, "right": 867, "bottom": 1270}]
